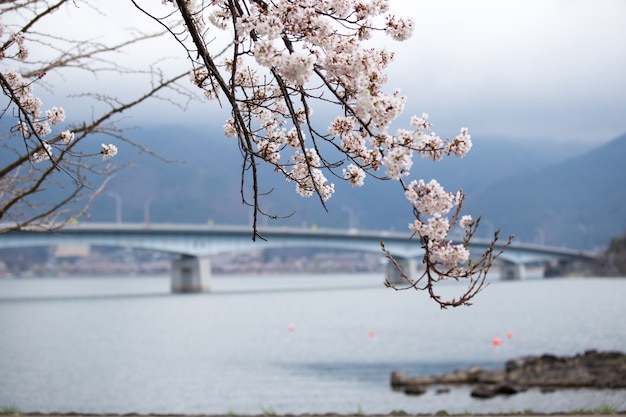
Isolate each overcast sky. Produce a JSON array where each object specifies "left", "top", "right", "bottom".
[
  {"left": 36, "top": 0, "right": 626, "bottom": 144},
  {"left": 386, "top": 0, "right": 626, "bottom": 143}
]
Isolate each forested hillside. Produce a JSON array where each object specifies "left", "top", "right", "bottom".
[
  {"left": 464, "top": 133, "right": 626, "bottom": 250},
  {"left": 596, "top": 231, "right": 626, "bottom": 275}
]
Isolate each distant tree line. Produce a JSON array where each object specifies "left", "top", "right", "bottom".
[{"left": 596, "top": 230, "right": 626, "bottom": 276}]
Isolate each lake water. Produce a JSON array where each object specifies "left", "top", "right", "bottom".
[{"left": 0, "top": 273, "right": 625, "bottom": 415}]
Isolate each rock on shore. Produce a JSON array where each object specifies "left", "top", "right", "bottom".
[{"left": 391, "top": 350, "right": 626, "bottom": 399}]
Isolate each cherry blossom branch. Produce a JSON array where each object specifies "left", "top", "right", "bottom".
[
  {"left": 0, "top": 1, "right": 194, "bottom": 233},
  {"left": 147, "top": 0, "right": 512, "bottom": 306}
]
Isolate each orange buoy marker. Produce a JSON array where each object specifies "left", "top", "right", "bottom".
[
  {"left": 492, "top": 337, "right": 502, "bottom": 347},
  {"left": 368, "top": 331, "right": 376, "bottom": 338},
  {"left": 287, "top": 323, "right": 295, "bottom": 332},
  {"left": 507, "top": 331, "right": 514, "bottom": 339}
]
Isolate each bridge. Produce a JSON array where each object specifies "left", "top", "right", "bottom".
[{"left": 0, "top": 222, "right": 596, "bottom": 292}]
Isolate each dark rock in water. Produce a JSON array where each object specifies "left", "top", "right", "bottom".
[
  {"left": 505, "top": 350, "right": 626, "bottom": 388},
  {"left": 391, "top": 350, "right": 626, "bottom": 398},
  {"left": 390, "top": 370, "right": 439, "bottom": 388},
  {"left": 470, "top": 383, "right": 519, "bottom": 399},
  {"left": 404, "top": 384, "right": 426, "bottom": 395},
  {"left": 493, "top": 383, "right": 520, "bottom": 395},
  {"left": 468, "top": 366, "right": 505, "bottom": 384},
  {"left": 470, "top": 385, "right": 497, "bottom": 399},
  {"left": 390, "top": 370, "right": 411, "bottom": 388},
  {"left": 390, "top": 366, "right": 504, "bottom": 388}
]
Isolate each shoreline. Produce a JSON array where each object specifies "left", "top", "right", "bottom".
[{"left": 6, "top": 413, "right": 626, "bottom": 417}]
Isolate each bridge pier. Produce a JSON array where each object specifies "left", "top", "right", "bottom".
[
  {"left": 500, "top": 262, "right": 526, "bottom": 281},
  {"left": 171, "top": 255, "right": 211, "bottom": 293},
  {"left": 386, "top": 257, "right": 418, "bottom": 285}
]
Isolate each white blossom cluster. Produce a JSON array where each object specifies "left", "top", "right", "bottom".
[
  {"left": 0, "top": 26, "right": 116, "bottom": 162},
  {"left": 172, "top": 0, "right": 478, "bottom": 271},
  {"left": 288, "top": 148, "right": 335, "bottom": 201},
  {"left": 101, "top": 144, "right": 118, "bottom": 160},
  {"left": 3, "top": 69, "right": 70, "bottom": 162},
  {"left": 405, "top": 179, "right": 472, "bottom": 270}
]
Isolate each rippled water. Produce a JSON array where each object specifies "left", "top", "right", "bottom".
[{"left": 0, "top": 274, "right": 625, "bottom": 414}]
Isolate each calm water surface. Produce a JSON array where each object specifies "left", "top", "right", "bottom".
[{"left": 0, "top": 274, "right": 625, "bottom": 414}]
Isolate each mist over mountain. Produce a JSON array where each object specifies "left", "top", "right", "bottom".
[
  {"left": 463, "top": 133, "right": 626, "bottom": 250},
  {"left": 81, "top": 124, "right": 625, "bottom": 250}
]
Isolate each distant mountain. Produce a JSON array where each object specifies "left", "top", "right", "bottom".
[
  {"left": 463, "top": 133, "right": 626, "bottom": 250},
  {"left": 86, "top": 125, "right": 251, "bottom": 225},
  {"left": 82, "top": 124, "right": 623, "bottom": 250}
]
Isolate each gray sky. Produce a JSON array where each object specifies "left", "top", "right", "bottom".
[
  {"left": 387, "top": 0, "right": 626, "bottom": 142},
  {"left": 35, "top": 0, "right": 626, "bottom": 144}
]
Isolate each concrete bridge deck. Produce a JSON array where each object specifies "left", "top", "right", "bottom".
[{"left": 0, "top": 222, "right": 597, "bottom": 292}]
